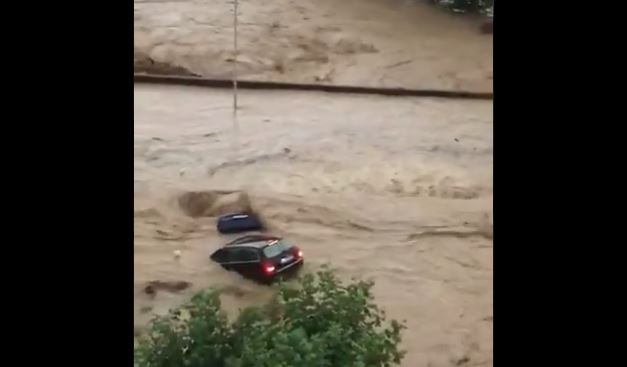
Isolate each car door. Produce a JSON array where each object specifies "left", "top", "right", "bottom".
[
  {"left": 210, "top": 248, "right": 232, "bottom": 269},
  {"left": 228, "top": 247, "right": 260, "bottom": 278}
]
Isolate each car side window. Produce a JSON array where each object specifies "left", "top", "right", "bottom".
[
  {"left": 231, "top": 248, "right": 259, "bottom": 262},
  {"left": 211, "top": 249, "right": 229, "bottom": 263}
]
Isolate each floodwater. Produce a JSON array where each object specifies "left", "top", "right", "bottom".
[
  {"left": 134, "top": 84, "right": 493, "bottom": 366},
  {"left": 134, "top": 0, "right": 493, "bottom": 92}
]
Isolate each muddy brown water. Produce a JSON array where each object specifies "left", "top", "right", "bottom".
[
  {"left": 134, "top": 0, "right": 493, "bottom": 92},
  {"left": 134, "top": 84, "right": 493, "bottom": 366}
]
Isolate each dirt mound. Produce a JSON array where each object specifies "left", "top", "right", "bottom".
[{"left": 178, "top": 190, "right": 253, "bottom": 218}]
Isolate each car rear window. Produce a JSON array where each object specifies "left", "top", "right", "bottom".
[{"left": 262, "top": 240, "right": 292, "bottom": 258}]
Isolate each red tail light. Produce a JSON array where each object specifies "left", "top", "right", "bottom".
[
  {"left": 294, "top": 247, "right": 303, "bottom": 258},
  {"left": 263, "top": 264, "right": 275, "bottom": 274}
]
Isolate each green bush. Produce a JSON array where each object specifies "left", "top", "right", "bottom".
[
  {"left": 434, "top": 0, "right": 494, "bottom": 16},
  {"left": 135, "top": 268, "right": 405, "bottom": 367}
]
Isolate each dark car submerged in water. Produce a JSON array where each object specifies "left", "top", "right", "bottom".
[{"left": 210, "top": 235, "right": 304, "bottom": 284}]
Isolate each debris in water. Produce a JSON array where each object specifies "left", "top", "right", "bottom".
[
  {"left": 480, "top": 22, "right": 493, "bottom": 34},
  {"left": 385, "top": 59, "right": 413, "bottom": 69},
  {"left": 178, "top": 190, "right": 253, "bottom": 218},
  {"left": 455, "top": 356, "right": 471, "bottom": 365},
  {"left": 144, "top": 280, "right": 192, "bottom": 296}
]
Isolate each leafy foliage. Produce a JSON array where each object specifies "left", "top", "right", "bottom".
[
  {"left": 433, "top": 0, "right": 494, "bottom": 16},
  {"left": 135, "top": 268, "right": 405, "bottom": 367}
]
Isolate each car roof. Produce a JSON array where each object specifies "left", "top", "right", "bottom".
[{"left": 224, "top": 235, "right": 282, "bottom": 248}]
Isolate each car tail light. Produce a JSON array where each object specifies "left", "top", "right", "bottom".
[
  {"left": 263, "top": 263, "right": 275, "bottom": 275},
  {"left": 294, "top": 247, "right": 303, "bottom": 258}
]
